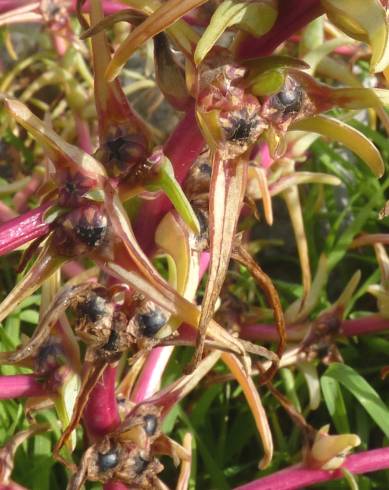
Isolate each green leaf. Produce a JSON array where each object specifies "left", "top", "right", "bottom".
[
  {"left": 290, "top": 116, "right": 385, "bottom": 178},
  {"left": 321, "top": 375, "right": 350, "bottom": 434},
  {"left": 322, "top": 0, "right": 389, "bottom": 73},
  {"left": 19, "top": 309, "right": 39, "bottom": 325},
  {"left": 194, "top": 0, "right": 277, "bottom": 65},
  {"left": 148, "top": 158, "right": 200, "bottom": 234},
  {"left": 322, "top": 363, "right": 389, "bottom": 438}
]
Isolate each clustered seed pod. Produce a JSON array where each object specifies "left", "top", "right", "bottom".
[
  {"left": 34, "top": 338, "right": 66, "bottom": 375},
  {"left": 57, "top": 169, "right": 97, "bottom": 207},
  {"left": 51, "top": 204, "right": 109, "bottom": 257},
  {"left": 71, "top": 404, "right": 166, "bottom": 488},
  {"left": 97, "top": 128, "right": 149, "bottom": 180},
  {"left": 78, "top": 437, "right": 163, "bottom": 487},
  {"left": 261, "top": 76, "right": 308, "bottom": 130},
  {"left": 72, "top": 287, "right": 169, "bottom": 360},
  {"left": 137, "top": 310, "right": 167, "bottom": 338}
]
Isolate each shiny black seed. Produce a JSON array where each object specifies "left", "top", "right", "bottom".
[
  {"left": 143, "top": 414, "right": 158, "bottom": 436},
  {"left": 138, "top": 311, "right": 166, "bottom": 337},
  {"left": 133, "top": 455, "right": 149, "bottom": 475},
  {"left": 199, "top": 163, "right": 212, "bottom": 175},
  {"left": 75, "top": 224, "right": 106, "bottom": 247},
  {"left": 98, "top": 449, "right": 119, "bottom": 472},
  {"left": 228, "top": 118, "right": 253, "bottom": 141},
  {"left": 273, "top": 87, "right": 303, "bottom": 114},
  {"left": 77, "top": 295, "right": 107, "bottom": 323},
  {"left": 104, "top": 329, "right": 119, "bottom": 351}
]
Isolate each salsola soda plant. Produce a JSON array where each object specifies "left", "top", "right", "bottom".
[{"left": 0, "top": 0, "right": 389, "bottom": 488}]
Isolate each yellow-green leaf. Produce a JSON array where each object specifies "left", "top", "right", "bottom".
[
  {"left": 290, "top": 115, "right": 385, "bottom": 177},
  {"left": 321, "top": 0, "right": 389, "bottom": 72},
  {"left": 194, "top": 0, "right": 277, "bottom": 65}
]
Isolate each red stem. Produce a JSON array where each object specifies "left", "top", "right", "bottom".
[
  {"left": 0, "top": 374, "right": 50, "bottom": 399},
  {"left": 71, "top": 0, "right": 126, "bottom": 15},
  {"left": 234, "top": 447, "right": 389, "bottom": 490},
  {"left": 134, "top": 104, "right": 204, "bottom": 253},
  {"left": 75, "top": 116, "right": 93, "bottom": 154},
  {"left": 235, "top": 0, "right": 323, "bottom": 60},
  {"left": 0, "top": 1, "right": 30, "bottom": 14},
  {"left": 240, "top": 315, "right": 389, "bottom": 342},
  {"left": 83, "top": 366, "right": 121, "bottom": 439},
  {"left": 131, "top": 252, "right": 210, "bottom": 403},
  {"left": 0, "top": 202, "right": 52, "bottom": 256},
  {"left": 103, "top": 482, "right": 129, "bottom": 490}
]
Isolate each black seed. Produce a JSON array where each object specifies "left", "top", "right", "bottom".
[
  {"left": 228, "top": 118, "right": 253, "bottom": 141},
  {"left": 98, "top": 449, "right": 119, "bottom": 472},
  {"left": 104, "top": 329, "right": 119, "bottom": 351},
  {"left": 272, "top": 87, "right": 303, "bottom": 114},
  {"left": 199, "top": 163, "right": 212, "bottom": 175},
  {"left": 78, "top": 295, "right": 107, "bottom": 323},
  {"left": 138, "top": 311, "right": 167, "bottom": 337},
  {"left": 133, "top": 455, "right": 149, "bottom": 475},
  {"left": 75, "top": 224, "right": 106, "bottom": 247},
  {"left": 143, "top": 414, "right": 158, "bottom": 436}
]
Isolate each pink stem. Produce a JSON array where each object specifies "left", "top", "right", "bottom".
[
  {"left": 103, "top": 483, "right": 129, "bottom": 490},
  {"left": 235, "top": 0, "right": 323, "bottom": 60},
  {"left": 0, "top": 202, "right": 52, "bottom": 256},
  {"left": 0, "top": 374, "right": 50, "bottom": 399},
  {"left": 83, "top": 366, "right": 121, "bottom": 439},
  {"left": 0, "top": 483, "right": 29, "bottom": 490},
  {"left": 70, "top": 0, "right": 127, "bottom": 15},
  {"left": 0, "top": 201, "right": 17, "bottom": 223},
  {"left": 131, "top": 252, "right": 210, "bottom": 403},
  {"left": 240, "top": 315, "right": 389, "bottom": 342},
  {"left": 241, "top": 323, "right": 306, "bottom": 342},
  {"left": 75, "top": 116, "right": 93, "bottom": 154},
  {"left": 131, "top": 346, "right": 174, "bottom": 403},
  {"left": 342, "top": 315, "right": 389, "bottom": 337},
  {"left": 235, "top": 447, "right": 389, "bottom": 490},
  {"left": 0, "top": 1, "right": 31, "bottom": 14},
  {"left": 13, "top": 174, "right": 42, "bottom": 213},
  {"left": 134, "top": 104, "right": 204, "bottom": 253},
  {"left": 61, "top": 261, "right": 86, "bottom": 279}
]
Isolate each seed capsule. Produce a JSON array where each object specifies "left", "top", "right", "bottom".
[
  {"left": 77, "top": 294, "right": 108, "bottom": 323},
  {"left": 101, "top": 132, "right": 148, "bottom": 180},
  {"left": 271, "top": 85, "right": 303, "bottom": 116},
  {"left": 103, "top": 329, "right": 119, "bottom": 352},
  {"left": 52, "top": 204, "right": 108, "bottom": 257},
  {"left": 97, "top": 449, "right": 119, "bottom": 472},
  {"left": 133, "top": 454, "right": 150, "bottom": 475},
  {"left": 143, "top": 414, "right": 158, "bottom": 436},
  {"left": 137, "top": 311, "right": 167, "bottom": 337}
]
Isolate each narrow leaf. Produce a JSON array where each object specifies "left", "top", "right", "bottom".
[
  {"left": 194, "top": 156, "right": 247, "bottom": 365},
  {"left": 322, "top": 0, "right": 389, "bottom": 73},
  {"left": 290, "top": 115, "right": 385, "bottom": 177},
  {"left": 323, "top": 363, "right": 389, "bottom": 438},
  {"left": 1, "top": 96, "right": 107, "bottom": 179},
  {"left": 194, "top": 0, "right": 277, "bottom": 65},
  {"left": 105, "top": 0, "right": 207, "bottom": 81}
]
